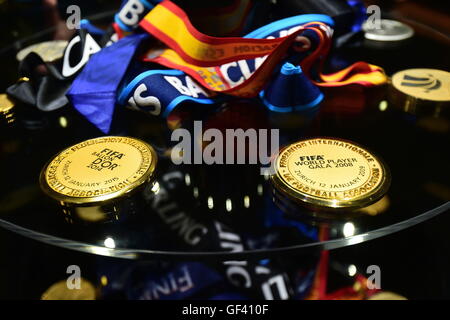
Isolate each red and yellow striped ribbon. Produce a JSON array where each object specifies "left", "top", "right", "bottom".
[
  {"left": 139, "top": 0, "right": 387, "bottom": 97},
  {"left": 140, "top": 0, "right": 292, "bottom": 67}
]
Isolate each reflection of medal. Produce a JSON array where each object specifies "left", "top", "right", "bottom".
[
  {"left": 16, "top": 40, "right": 68, "bottom": 62},
  {"left": 41, "top": 278, "right": 96, "bottom": 300},
  {"left": 0, "top": 93, "right": 15, "bottom": 125},
  {"left": 388, "top": 68, "right": 450, "bottom": 117},
  {"left": 368, "top": 291, "right": 407, "bottom": 300},
  {"left": 271, "top": 138, "right": 391, "bottom": 214},
  {"left": 363, "top": 19, "right": 414, "bottom": 42},
  {"left": 40, "top": 136, "right": 158, "bottom": 223}
]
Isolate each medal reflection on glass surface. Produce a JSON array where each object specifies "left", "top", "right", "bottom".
[
  {"left": 172, "top": 100, "right": 272, "bottom": 224},
  {"left": 41, "top": 278, "right": 96, "bottom": 300},
  {"left": 39, "top": 136, "right": 158, "bottom": 223}
]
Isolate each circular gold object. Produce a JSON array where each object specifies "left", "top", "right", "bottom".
[
  {"left": 389, "top": 68, "right": 450, "bottom": 117},
  {"left": 41, "top": 278, "right": 96, "bottom": 300},
  {"left": 0, "top": 93, "right": 15, "bottom": 124},
  {"left": 16, "top": 40, "right": 68, "bottom": 62},
  {"left": 271, "top": 138, "right": 391, "bottom": 210},
  {"left": 40, "top": 136, "right": 157, "bottom": 205}
]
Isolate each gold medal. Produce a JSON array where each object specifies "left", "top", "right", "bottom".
[
  {"left": 0, "top": 93, "right": 15, "bottom": 125},
  {"left": 388, "top": 68, "right": 450, "bottom": 117},
  {"left": 40, "top": 136, "right": 158, "bottom": 222},
  {"left": 16, "top": 40, "right": 68, "bottom": 63},
  {"left": 368, "top": 291, "right": 407, "bottom": 300},
  {"left": 41, "top": 278, "right": 96, "bottom": 300},
  {"left": 271, "top": 138, "right": 391, "bottom": 210}
]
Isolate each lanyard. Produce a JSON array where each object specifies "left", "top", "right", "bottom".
[
  {"left": 119, "top": 12, "right": 332, "bottom": 117},
  {"left": 139, "top": 0, "right": 387, "bottom": 98},
  {"left": 71, "top": 0, "right": 388, "bottom": 132}
]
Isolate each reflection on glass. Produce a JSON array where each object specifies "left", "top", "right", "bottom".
[
  {"left": 185, "top": 173, "right": 191, "bottom": 186},
  {"left": 257, "top": 184, "right": 263, "bottom": 196},
  {"left": 100, "top": 276, "right": 108, "bottom": 287},
  {"left": 104, "top": 237, "right": 115, "bottom": 249},
  {"left": 378, "top": 100, "right": 388, "bottom": 112},
  {"left": 226, "top": 199, "right": 232, "bottom": 212},
  {"left": 343, "top": 222, "right": 356, "bottom": 237},
  {"left": 58, "top": 116, "right": 68, "bottom": 128},
  {"left": 207, "top": 196, "right": 214, "bottom": 209},
  {"left": 151, "top": 181, "right": 160, "bottom": 194},
  {"left": 244, "top": 195, "right": 250, "bottom": 208},
  {"left": 348, "top": 264, "right": 357, "bottom": 277}
]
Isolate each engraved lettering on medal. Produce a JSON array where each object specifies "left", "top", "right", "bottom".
[
  {"left": 45, "top": 137, "right": 153, "bottom": 198},
  {"left": 276, "top": 138, "right": 385, "bottom": 203},
  {"left": 87, "top": 148, "right": 124, "bottom": 172}
]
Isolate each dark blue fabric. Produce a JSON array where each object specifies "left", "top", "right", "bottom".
[
  {"left": 126, "top": 262, "right": 224, "bottom": 300},
  {"left": 67, "top": 33, "right": 148, "bottom": 133},
  {"left": 117, "top": 69, "right": 220, "bottom": 118},
  {"left": 79, "top": 19, "right": 106, "bottom": 36}
]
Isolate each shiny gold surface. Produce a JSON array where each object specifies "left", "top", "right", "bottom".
[
  {"left": 271, "top": 138, "right": 391, "bottom": 210},
  {"left": 16, "top": 40, "right": 68, "bottom": 62},
  {"left": 0, "top": 94, "right": 14, "bottom": 113},
  {"left": 40, "top": 136, "right": 157, "bottom": 205},
  {"left": 355, "top": 195, "right": 390, "bottom": 216},
  {"left": 389, "top": 68, "right": 450, "bottom": 116},
  {"left": 41, "top": 278, "right": 96, "bottom": 300},
  {"left": 368, "top": 291, "right": 407, "bottom": 300},
  {"left": 392, "top": 69, "right": 450, "bottom": 102},
  {"left": 0, "top": 93, "right": 15, "bottom": 124}
]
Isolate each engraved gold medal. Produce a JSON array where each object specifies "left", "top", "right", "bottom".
[
  {"left": 40, "top": 136, "right": 157, "bottom": 205},
  {"left": 271, "top": 138, "right": 390, "bottom": 210}
]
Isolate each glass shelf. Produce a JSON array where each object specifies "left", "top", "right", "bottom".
[{"left": 0, "top": 12, "right": 449, "bottom": 261}]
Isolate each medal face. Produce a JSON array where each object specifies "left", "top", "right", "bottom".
[
  {"left": 16, "top": 40, "right": 68, "bottom": 62},
  {"left": 391, "top": 68, "right": 450, "bottom": 102},
  {"left": 271, "top": 138, "right": 390, "bottom": 209},
  {"left": 40, "top": 136, "right": 157, "bottom": 205},
  {"left": 363, "top": 19, "right": 414, "bottom": 42}
]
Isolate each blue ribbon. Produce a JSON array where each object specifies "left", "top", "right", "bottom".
[
  {"left": 117, "top": 69, "right": 219, "bottom": 118},
  {"left": 70, "top": 12, "right": 334, "bottom": 133},
  {"left": 67, "top": 33, "right": 149, "bottom": 133},
  {"left": 120, "top": 14, "right": 333, "bottom": 120},
  {"left": 114, "top": 0, "right": 161, "bottom": 32}
]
